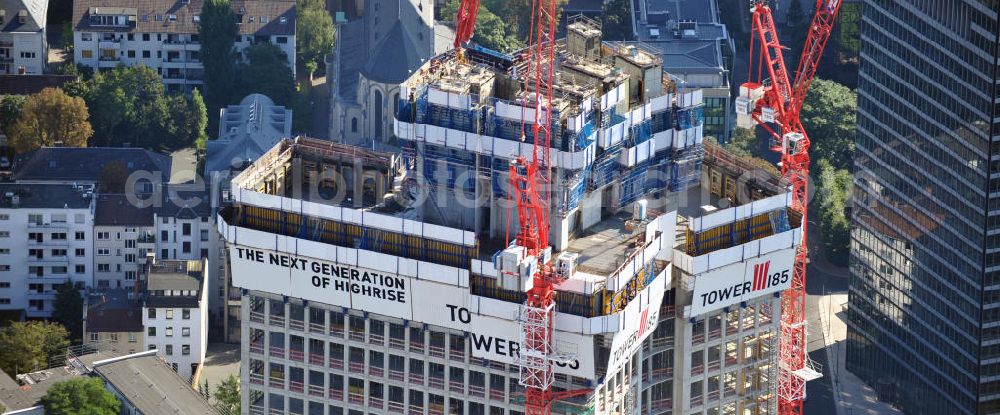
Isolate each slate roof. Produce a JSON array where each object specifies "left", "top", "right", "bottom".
[
  {"left": 86, "top": 289, "right": 143, "bottom": 333},
  {"left": 94, "top": 193, "right": 156, "bottom": 226},
  {"left": 13, "top": 147, "right": 173, "bottom": 183},
  {"left": 363, "top": 21, "right": 425, "bottom": 84},
  {"left": 93, "top": 353, "right": 218, "bottom": 415},
  {"left": 72, "top": 0, "right": 295, "bottom": 36},
  {"left": 334, "top": 19, "right": 365, "bottom": 101},
  {"left": 206, "top": 93, "right": 292, "bottom": 173},
  {"left": 0, "top": 0, "right": 47, "bottom": 33},
  {"left": 0, "top": 74, "right": 75, "bottom": 95}
]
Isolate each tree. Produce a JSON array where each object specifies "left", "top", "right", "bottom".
[
  {"left": 0, "top": 321, "right": 70, "bottom": 375},
  {"left": 51, "top": 280, "right": 83, "bottom": 343},
  {"left": 200, "top": 0, "right": 239, "bottom": 131},
  {"left": 213, "top": 374, "right": 240, "bottom": 415},
  {"left": 784, "top": 0, "right": 807, "bottom": 69},
  {"left": 724, "top": 127, "right": 761, "bottom": 158},
  {"left": 800, "top": 79, "right": 857, "bottom": 170},
  {"left": 190, "top": 88, "right": 209, "bottom": 151},
  {"left": 0, "top": 95, "right": 25, "bottom": 134},
  {"left": 8, "top": 88, "right": 92, "bottom": 152},
  {"left": 41, "top": 377, "right": 120, "bottom": 415},
  {"left": 296, "top": 0, "right": 335, "bottom": 77},
  {"left": 815, "top": 159, "right": 852, "bottom": 266},
  {"left": 165, "top": 89, "right": 209, "bottom": 149},
  {"left": 239, "top": 43, "right": 296, "bottom": 106},
  {"left": 602, "top": 0, "right": 632, "bottom": 40}
]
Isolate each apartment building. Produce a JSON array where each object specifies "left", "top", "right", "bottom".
[
  {"left": 93, "top": 194, "right": 155, "bottom": 289},
  {"left": 72, "top": 0, "right": 296, "bottom": 91},
  {"left": 83, "top": 288, "right": 145, "bottom": 355},
  {"left": 0, "top": 0, "right": 47, "bottom": 74},
  {"left": 0, "top": 183, "right": 94, "bottom": 318},
  {"left": 141, "top": 259, "right": 208, "bottom": 381}
]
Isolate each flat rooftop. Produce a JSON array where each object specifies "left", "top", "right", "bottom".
[
  {"left": 145, "top": 260, "right": 204, "bottom": 308},
  {"left": 0, "top": 183, "right": 92, "bottom": 209},
  {"left": 567, "top": 212, "right": 657, "bottom": 275}
]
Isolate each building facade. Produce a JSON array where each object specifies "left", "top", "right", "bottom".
[
  {"left": 83, "top": 288, "right": 145, "bottom": 355},
  {"left": 0, "top": 183, "right": 94, "bottom": 318},
  {"left": 72, "top": 0, "right": 296, "bottom": 91},
  {"left": 0, "top": 0, "right": 47, "bottom": 74},
  {"left": 222, "top": 21, "right": 801, "bottom": 415},
  {"left": 846, "top": 1, "right": 1000, "bottom": 414},
  {"left": 141, "top": 259, "right": 209, "bottom": 381}
]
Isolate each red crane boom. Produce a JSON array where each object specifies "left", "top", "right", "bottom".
[{"left": 738, "top": 2, "right": 842, "bottom": 415}]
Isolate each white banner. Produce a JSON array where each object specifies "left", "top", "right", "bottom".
[
  {"left": 229, "top": 245, "right": 596, "bottom": 378},
  {"left": 688, "top": 248, "right": 795, "bottom": 316},
  {"left": 605, "top": 269, "right": 667, "bottom": 376}
]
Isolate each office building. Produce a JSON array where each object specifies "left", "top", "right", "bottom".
[
  {"left": 220, "top": 20, "right": 802, "bottom": 415},
  {"left": 846, "top": 1, "right": 1000, "bottom": 414}
]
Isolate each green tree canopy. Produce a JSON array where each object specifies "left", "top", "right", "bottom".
[
  {"left": 800, "top": 78, "right": 857, "bottom": 170},
  {"left": 0, "top": 321, "right": 70, "bottom": 375},
  {"left": 815, "top": 159, "right": 852, "bottom": 266},
  {"left": 444, "top": 0, "right": 523, "bottom": 53},
  {"left": 0, "top": 95, "right": 26, "bottom": 134},
  {"left": 602, "top": 0, "right": 632, "bottom": 40},
  {"left": 9, "top": 88, "right": 92, "bottom": 152},
  {"left": 41, "top": 377, "right": 120, "bottom": 415},
  {"left": 70, "top": 65, "right": 206, "bottom": 150},
  {"left": 239, "top": 43, "right": 296, "bottom": 106},
  {"left": 200, "top": 0, "right": 239, "bottom": 130},
  {"left": 213, "top": 374, "right": 240, "bottom": 414},
  {"left": 296, "top": 0, "right": 335, "bottom": 76},
  {"left": 52, "top": 280, "right": 83, "bottom": 343}
]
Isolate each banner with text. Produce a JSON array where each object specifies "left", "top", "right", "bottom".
[
  {"left": 688, "top": 248, "right": 795, "bottom": 317},
  {"left": 229, "top": 245, "right": 596, "bottom": 378},
  {"left": 605, "top": 269, "right": 667, "bottom": 376}
]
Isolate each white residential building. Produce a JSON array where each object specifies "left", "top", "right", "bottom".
[
  {"left": 0, "top": 183, "right": 94, "bottom": 318},
  {"left": 0, "top": 0, "right": 47, "bottom": 74},
  {"left": 141, "top": 259, "right": 209, "bottom": 381},
  {"left": 72, "top": 0, "right": 296, "bottom": 91}
]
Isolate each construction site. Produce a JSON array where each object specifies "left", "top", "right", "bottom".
[{"left": 216, "top": 14, "right": 806, "bottom": 415}]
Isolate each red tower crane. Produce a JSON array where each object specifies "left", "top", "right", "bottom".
[
  {"left": 453, "top": 1, "right": 579, "bottom": 415},
  {"left": 737, "top": 1, "right": 843, "bottom": 415}
]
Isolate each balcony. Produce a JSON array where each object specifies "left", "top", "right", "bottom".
[
  {"left": 328, "top": 357, "right": 344, "bottom": 370},
  {"left": 268, "top": 377, "right": 284, "bottom": 389},
  {"left": 428, "top": 376, "right": 444, "bottom": 390},
  {"left": 369, "top": 397, "right": 383, "bottom": 410},
  {"left": 328, "top": 388, "right": 343, "bottom": 401},
  {"left": 307, "top": 384, "right": 324, "bottom": 398},
  {"left": 0, "top": 56, "right": 12, "bottom": 63},
  {"left": 269, "top": 346, "right": 285, "bottom": 359},
  {"left": 249, "top": 373, "right": 264, "bottom": 385},
  {"left": 288, "top": 348, "right": 304, "bottom": 362},
  {"left": 369, "top": 366, "right": 384, "bottom": 377},
  {"left": 388, "top": 369, "right": 404, "bottom": 382},
  {"left": 388, "top": 401, "right": 405, "bottom": 413},
  {"left": 308, "top": 353, "right": 324, "bottom": 366},
  {"left": 27, "top": 222, "right": 68, "bottom": 230},
  {"left": 249, "top": 311, "right": 264, "bottom": 323},
  {"left": 288, "top": 380, "right": 304, "bottom": 394},
  {"left": 468, "top": 384, "right": 485, "bottom": 397},
  {"left": 428, "top": 345, "right": 445, "bottom": 358},
  {"left": 348, "top": 390, "right": 364, "bottom": 406},
  {"left": 348, "top": 361, "right": 364, "bottom": 374}
]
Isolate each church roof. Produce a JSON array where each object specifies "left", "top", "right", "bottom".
[{"left": 362, "top": 21, "right": 425, "bottom": 84}]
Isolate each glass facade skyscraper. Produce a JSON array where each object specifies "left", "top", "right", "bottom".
[{"left": 847, "top": 1, "right": 1000, "bottom": 414}]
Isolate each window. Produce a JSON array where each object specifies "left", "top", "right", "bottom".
[
  {"left": 51, "top": 214, "right": 66, "bottom": 224},
  {"left": 0, "top": 249, "right": 8, "bottom": 254},
  {"left": 201, "top": 249, "right": 208, "bottom": 259},
  {"left": 75, "top": 231, "right": 85, "bottom": 240},
  {"left": 148, "top": 308, "right": 156, "bottom": 319},
  {"left": 183, "top": 223, "right": 191, "bottom": 236},
  {"left": 161, "top": 230, "right": 169, "bottom": 241},
  {"left": 148, "top": 327, "right": 156, "bottom": 336},
  {"left": 351, "top": 118, "right": 358, "bottom": 133},
  {"left": 97, "top": 232, "right": 110, "bottom": 240},
  {"left": 97, "top": 248, "right": 110, "bottom": 256},
  {"left": 51, "top": 233, "right": 66, "bottom": 240},
  {"left": 90, "top": 333, "right": 99, "bottom": 342},
  {"left": 0, "top": 282, "right": 9, "bottom": 288},
  {"left": 52, "top": 266, "right": 67, "bottom": 274},
  {"left": 75, "top": 265, "right": 85, "bottom": 274},
  {"left": 75, "top": 248, "right": 85, "bottom": 257},
  {"left": 27, "top": 232, "right": 40, "bottom": 241},
  {"left": 52, "top": 249, "right": 66, "bottom": 257},
  {"left": 276, "top": 36, "right": 288, "bottom": 44},
  {"left": 165, "top": 344, "right": 173, "bottom": 355},
  {"left": 182, "top": 241, "right": 191, "bottom": 253},
  {"left": 182, "top": 345, "right": 190, "bottom": 355},
  {"left": 200, "top": 229, "right": 208, "bottom": 241},
  {"left": 0, "top": 299, "right": 9, "bottom": 305},
  {"left": 81, "top": 50, "right": 94, "bottom": 59},
  {"left": 166, "top": 327, "right": 174, "bottom": 337},
  {"left": 29, "top": 249, "right": 42, "bottom": 259},
  {"left": 18, "top": 51, "right": 35, "bottom": 59},
  {"left": 110, "top": 333, "right": 119, "bottom": 343},
  {"left": 97, "top": 264, "right": 110, "bottom": 272},
  {"left": 142, "top": 50, "right": 150, "bottom": 58},
  {"left": 128, "top": 333, "right": 137, "bottom": 343},
  {"left": 182, "top": 327, "right": 190, "bottom": 337},
  {"left": 182, "top": 309, "right": 190, "bottom": 319},
  {"left": 74, "top": 214, "right": 84, "bottom": 224},
  {"left": 142, "top": 33, "right": 150, "bottom": 41},
  {"left": 166, "top": 309, "right": 174, "bottom": 319},
  {"left": 125, "top": 239, "right": 135, "bottom": 248},
  {"left": 161, "top": 249, "right": 168, "bottom": 259},
  {"left": 81, "top": 32, "right": 93, "bottom": 41},
  {"left": 28, "top": 214, "right": 42, "bottom": 224},
  {"left": 127, "top": 50, "right": 135, "bottom": 58}
]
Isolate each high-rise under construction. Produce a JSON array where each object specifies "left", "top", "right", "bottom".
[{"left": 219, "top": 18, "right": 802, "bottom": 415}]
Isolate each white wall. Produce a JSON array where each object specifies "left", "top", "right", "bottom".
[{"left": 4, "top": 31, "right": 46, "bottom": 74}]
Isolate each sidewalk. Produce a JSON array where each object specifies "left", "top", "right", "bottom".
[{"left": 816, "top": 294, "right": 901, "bottom": 415}]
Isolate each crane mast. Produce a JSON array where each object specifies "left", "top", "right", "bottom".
[
  {"left": 454, "top": 0, "right": 575, "bottom": 414},
  {"left": 736, "top": 1, "right": 842, "bottom": 415}
]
